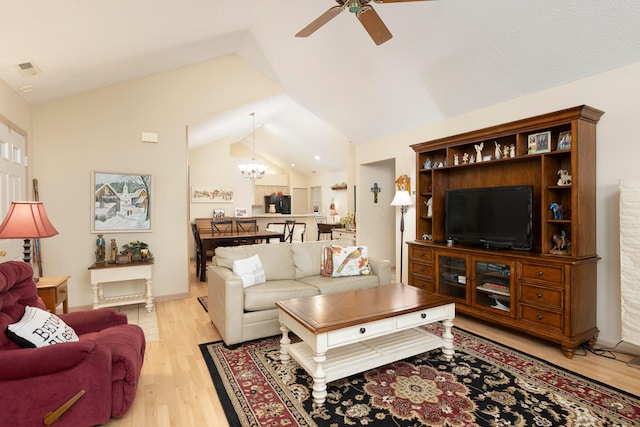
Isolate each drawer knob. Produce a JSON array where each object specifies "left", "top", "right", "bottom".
[
  {"left": 537, "top": 271, "right": 543, "bottom": 276},
  {"left": 536, "top": 293, "right": 542, "bottom": 298},
  {"left": 359, "top": 327, "right": 366, "bottom": 334},
  {"left": 421, "top": 313, "right": 427, "bottom": 319},
  {"left": 536, "top": 314, "right": 543, "bottom": 320}
]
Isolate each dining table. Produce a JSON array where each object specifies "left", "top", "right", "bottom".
[{"left": 197, "top": 229, "right": 285, "bottom": 281}]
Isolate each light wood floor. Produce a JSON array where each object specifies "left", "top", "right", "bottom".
[{"left": 106, "top": 263, "right": 640, "bottom": 426}]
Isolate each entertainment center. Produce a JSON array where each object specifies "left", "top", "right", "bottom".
[{"left": 408, "top": 105, "right": 604, "bottom": 358}]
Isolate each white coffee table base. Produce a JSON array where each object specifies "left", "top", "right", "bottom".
[{"left": 279, "top": 303, "right": 455, "bottom": 407}]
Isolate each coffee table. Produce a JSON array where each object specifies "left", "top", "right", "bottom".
[{"left": 276, "top": 284, "right": 455, "bottom": 407}]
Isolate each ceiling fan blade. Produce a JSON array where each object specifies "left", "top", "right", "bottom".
[
  {"left": 357, "top": 5, "right": 393, "bottom": 45},
  {"left": 372, "top": 0, "right": 432, "bottom": 3},
  {"left": 295, "top": 5, "right": 346, "bottom": 37}
]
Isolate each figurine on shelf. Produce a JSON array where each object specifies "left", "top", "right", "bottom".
[
  {"left": 494, "top": 141, "right": 501, "bottom": 159},
  {"left": 550, "top": 231, "right": 571, "bottom": 254},
  {"left": 109, "top": 238, "right": 118, "bottom": 263},
  {"left": 474, "top": 142, "right": 484, "bottom": 163},
  {"left": 502, "top": 145, "right": 510, "bottom": 159},
  {"left": 95, "top": 234, "right": 106, "bottom": 263},
  {"left": 453, "top": 154, "right": 459, "bottom": 165},
  {"left": 549, "top": 202, "right": 564, "bottom": 219},
  {"left": 423, "top": 159, "right": 431, "bottom": 169},
  {"left": 422, "top": 233, "right": 432, "bottom": 241},
  {"left": 462, "top": 153, "right": 469, "bottom": 164},
  {"left": 557, "top": 169, "right": 572, "bottom": 186},
  {"left": 510, "top": 144, "right": 516, "bottom": 158},
  {"left": 425, "top": 197, "right": 433, "bottom": 218}
]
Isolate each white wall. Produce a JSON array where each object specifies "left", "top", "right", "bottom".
[
  {"left": 30, "top": 55, "right": 283, "bottom": 308},
  {"left": 357, "top": 61, "right": 640, "bottom": 346}
]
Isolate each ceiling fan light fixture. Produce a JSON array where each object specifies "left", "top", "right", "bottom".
[
  {"left": 348, "top": 0, "right": 360, "bottom": 13},
  {"left": 238, "top": 112, "right": 267, "bottom": 179}
]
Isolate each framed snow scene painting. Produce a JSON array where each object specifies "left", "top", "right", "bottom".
[{"left": 92, "top": 172, "right": 152, "bottom": 232}]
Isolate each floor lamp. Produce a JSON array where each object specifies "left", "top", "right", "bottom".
[
  {"left": 0, "top": 201, "right": 59, "bottom": 267},
  {"left": 391, "top": 189, "right": 413, "bottom": 284}
]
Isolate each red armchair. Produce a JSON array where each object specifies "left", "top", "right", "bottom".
[{"left": 0, "top": 261, "right": 145, "bottom": 426}]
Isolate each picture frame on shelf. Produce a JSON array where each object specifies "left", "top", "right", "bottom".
[
  {"left": 557, "top": 131, "right": 572, "bottom": 150},
  {"left": 92, "top": 171, "right": 152, "bottom": 233},
  {"left": 527, "top": 131, "right": 551, "bottom": 154},
  {"left": 213, "top": 209, "right": 225, "bottom": 218},
  {"left": 235, "top": 207, "right": 248, "bottom": 217}
]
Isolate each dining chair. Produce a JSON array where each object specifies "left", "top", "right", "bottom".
[
  {"left": 236, "top": 218, "right": 259, "bottom": 244},
  {"left": 191, "top": 223, "right": 214, "bottom": 282},
  {"left": 211, "top": 219, "right": 233, "bottom": 234},
  {"left": 283, "top": 219, "right": 296, "bottom": 243}
]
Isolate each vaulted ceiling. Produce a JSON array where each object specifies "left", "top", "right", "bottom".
[{"left": 3, "top": 0, "right": 640, "bottom": 175}]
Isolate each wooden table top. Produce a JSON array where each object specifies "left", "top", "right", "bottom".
[{"left": 276, "top": 284, "right": 454, "bottom": 333}]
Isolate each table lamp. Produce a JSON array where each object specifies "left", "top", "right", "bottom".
[
  {"left": 0, "top": 201, "right": 59, "bottom": 264},
  {"left": 390, "top": 180, "right": 414, "bottom": 284}
]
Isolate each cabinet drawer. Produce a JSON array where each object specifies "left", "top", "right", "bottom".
[
  {"left": 408, "top": 275, "right": 434, "bottom": 291},
  {"left": 520, "top": 284, "right": 562, "bottom": 309},
  {"left": 521, "top": 305, "right": 562, "bottom": 330},
  {"left": 327, "top": 318, "right": 394, "bottom": 346},
  {"left": 56, "top": 283, "right": 68, "bottom": 305},
  {"left": 519, "top": 263, "right": 563, "bottom": 285},
  {"left": 410, "top": 263, "right": 433, "bottom": 277},
  {"left": 410, "top": 247, "right": 433, "bottom": 262}
]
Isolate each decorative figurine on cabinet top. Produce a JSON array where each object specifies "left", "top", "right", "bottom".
[
  {"left": 549, "top": 202, "right": 564, "bottom": 219},
  {"left": 474, "top": 142, "right": 484, "bottom": 163},
  {"left": 95, "top": 234, "right": 106, "bottom": 263},
  {"left": 494, "top": 141, "right": 501, "bottom": 159},
  {"left": 550, "top": 231, "right": 571, "bottom": 255}
]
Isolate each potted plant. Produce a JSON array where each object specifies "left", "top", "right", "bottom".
[{"left": 120, "top": 241, "right": 153, "bottom": 261}]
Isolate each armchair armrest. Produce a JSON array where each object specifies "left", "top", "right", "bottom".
[
  {"left": 0, "top": 341, "right": 100, "bottom": 381},
  {"left": 59, "top": 308, "right": 127, "bottom": 335},
  {"left": 208, "top": 265, "right": 245, "bottom": 345},
  {"left": 369, "top": 257, "right": 391, "bottom": 285}
]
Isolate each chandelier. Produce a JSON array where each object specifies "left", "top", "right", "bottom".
[{"left": 238, "top": 112, "right": 267, "bottom": 179}]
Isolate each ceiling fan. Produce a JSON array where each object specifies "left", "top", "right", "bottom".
[{"left": 296, "top": 0, "right": 431, "bottom": 46}]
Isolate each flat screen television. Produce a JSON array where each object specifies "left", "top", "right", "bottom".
[{"left": 445, "top": 185, "right": 533, "bottom": 250}]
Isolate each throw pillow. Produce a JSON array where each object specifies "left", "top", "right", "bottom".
[
  {"left": 331, "top": 245, "right": 371, "bottom": 277},
  {"left": 232, "top": 254, "right": 267, "bottom": 288},
  {"left": 6, "top": 306, "right": 79, "bottom": 348}
]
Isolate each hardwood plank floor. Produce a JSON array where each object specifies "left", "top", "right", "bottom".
[{"left": 106, "top": 262, "right": 640, "bottom": 426}]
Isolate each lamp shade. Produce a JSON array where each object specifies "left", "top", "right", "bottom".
[
  {"left": 390, "top": 190, "right": 414, "bottom": 207},
  {"left": 0, "top": 201, "right": 59, "bottom": 239}
]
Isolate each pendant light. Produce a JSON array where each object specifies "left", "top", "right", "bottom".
[{"left": 238, "top": 112, "right": 267, "bottom": 179}]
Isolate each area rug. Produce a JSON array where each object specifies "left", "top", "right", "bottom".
[
  {"left": 199, "top": 323, "right": 640, "bottom": 426},
  {"left": 197, "top": 295, "right": 208, "bottom": 312}
]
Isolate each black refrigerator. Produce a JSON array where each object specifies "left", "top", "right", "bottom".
[{"left": 264, "top": 195, "right": 291, "bottom": 214}]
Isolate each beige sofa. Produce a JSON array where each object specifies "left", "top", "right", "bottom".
[{"left": 208, "top": 239, "right": 391, "bottom": 346}]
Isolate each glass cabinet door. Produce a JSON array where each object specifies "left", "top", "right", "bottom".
[
  {"left": 437, "top": 254, "right": 468, "bottom": 300},
  {"left": 473, "top": 259, "right": 513, "bottom": 315}
]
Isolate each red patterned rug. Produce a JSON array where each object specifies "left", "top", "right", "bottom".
[{"left": 199, "top": 324, "right": 639, "bottom": 426}]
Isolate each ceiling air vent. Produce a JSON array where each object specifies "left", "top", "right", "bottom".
[{"left": 15, "top": 61, "right": 41, "bottom": 77}]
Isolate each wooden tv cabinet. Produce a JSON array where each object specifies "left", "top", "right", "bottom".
[{"left": 409, "top": 105, "right": 604, "bottom": 358}]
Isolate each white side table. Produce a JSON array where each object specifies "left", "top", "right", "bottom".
[{"left": 88, "top": 261, "right": 154, "bottom": 312}]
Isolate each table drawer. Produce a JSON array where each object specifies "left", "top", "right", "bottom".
[
  {"left": 56, "top": 283, "right": 68, "bottom": 305},
  {"left": 396, "top": 305, "right": 451, "bottom": 329},
  {"left": 521, "top": 305, "right": 562, "bottom": 330},
  {"left": 520, "top": 284, "right": 562, "bottom": 309},
  {"left": 519, "top": 263, "right": 563, "bottom": 285},
  {"left": 327, "top": 318, "right": 394, "bottom": 347},
  {"left": 410, "top": 247, "right": 433, "bottom": 262}
]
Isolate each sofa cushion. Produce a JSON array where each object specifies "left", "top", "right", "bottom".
[
  {"left": 6, "top": 306, "right": 79, "bottom": 348},
  {"left": 299, "top": 274, "right": 381, "bottom": 295},
  {"left": 244, "top": 280, "right": 319, "bottom": 311},
  {"left": 232, "top": 255, "right": 266, "bottom": 288},
  {"left": 331, "top": 245, "right": 371, "bottom": 277},
  {"left": 292, "top": 239, "right": 354, "bottom": 279},
  {"left": 215, "top": 243, "right": 295, "bottom": 280}
]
